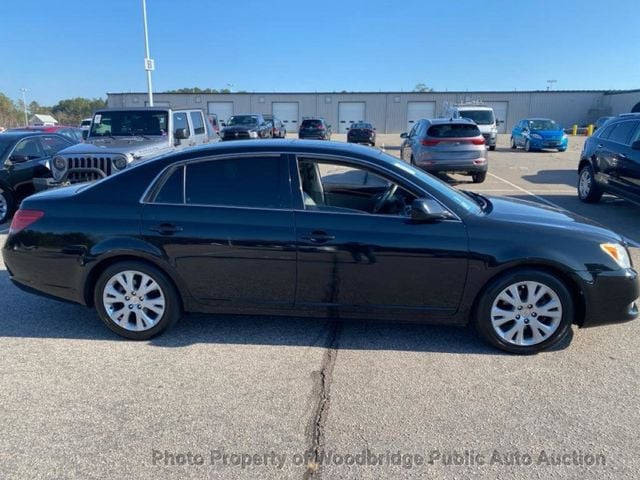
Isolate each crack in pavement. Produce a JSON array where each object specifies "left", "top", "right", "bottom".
[{"left": 303, "top": 320, "right": 341, "bottom": 479}]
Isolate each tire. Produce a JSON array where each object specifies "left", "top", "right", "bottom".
[
  {"left": 525, "top": 140, "right": 532, "bottom": 152},
  {"left": 578, "top": 163, "right": 603, "bottom": 203},
  {"left": 0, "top": 186, "right": 15, "bottom": 225},
  {"left": 410, "top": 155, "right": 416, "bottom": 166},
  {"left": 94, "top": 261, "right": 182, "bottom": 340},
  {"left": 489, "top": 145, "right": 496, "bottom": 151},
  {"left": 510, "top": 137, "right": 517, "bottom": 149},
  {"left": 472, "top": 172, "right": 487, "bottom": 183},
  {"left": 557, "top": 148, "right": 566, "bottom": 152},
  {"left": 475, "top": 269, "right": 574, "bottom": 354}
]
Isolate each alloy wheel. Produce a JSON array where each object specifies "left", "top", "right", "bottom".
[
  {"left": 0, "top": 191, "right": 7, "bottom": 223},
  {"left": 578, "top": 168, "right": 593, "bottom": 199},
  {"left": 102, "top": 270, "right": 166, "bottom": 332},
  {"left": 490, "top": 281, "right": 563, "bottom": 347}
]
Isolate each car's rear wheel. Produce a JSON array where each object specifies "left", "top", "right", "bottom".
[
  {"left": 472, "top": 172, "right": 486, "bottom": 183},
  {"left": 510, "top": 137, "right": 517, "bottom": 149},
  {"left": 489, "top": 145, "right": 496, "bottom": 151},
  {"left": 578, "top": 163, "right": 603, "bottom": 203},
  {"left": 0, "top": 187, "right": 15, "bottom": 225},
  {"left": 94, "top": 261, "right": 181, "bottom": 340},
  {"left": 475, "top": 269, "right": 574, "bottom": 354}
]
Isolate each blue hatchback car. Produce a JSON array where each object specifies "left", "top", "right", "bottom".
[{"left": 511, "top": 118, "right": 568, "bottom": 152}]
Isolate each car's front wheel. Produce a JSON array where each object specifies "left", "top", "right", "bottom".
[
  {"left": 475, "top": 269, "right": 574, "bottom": 354},
  {"left": 578, "top": 163, "right": 603, "bottom": 203},
  {"left": 525, "top": 140, "right": 532, "bottom": 152},
  {"left": 0, "top": 187, "right": 15, "bottom": 225},
  {"left": 94, "top": 261, "right": 182, "bottom": 340}
]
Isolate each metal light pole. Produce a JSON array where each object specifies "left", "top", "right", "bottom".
[
  {"left": 142, "top": 0, "right": 154, "bottom": 106},
  {"left": 546, "top": 80, "right": 557, "bottom": 91},
  {"left": 20, "top": 88, "right": 28, "bottom": 126}
]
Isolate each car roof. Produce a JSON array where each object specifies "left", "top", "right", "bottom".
[
  {"left": 148, "top": 139, "right": 386, "bottom": 169},
  {"left": 523, "top": 117, "right": 556, "bottom": 121},
  {"left": 0, "top": 130, "right": 67, "bottom": 140},
  {"left": 428, "top": 118, "right": 476, "bottom": 125}
]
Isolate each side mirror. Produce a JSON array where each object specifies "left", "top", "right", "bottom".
[
  {"left": 9, "top": 154, "right": 29, "bottom": 163},
  {"left": 400, "top": 132, "right": 408, "bottom": 139},
  {"left": 221, "top": 122, "right": 226, "bottom": 127},
  {"left": 174, "top": 128, "right": 188, "bottom": 140},
  {"left": 410, "top": 198, "right": 453, "bottom": 223},
  {"left": 632, "top": 140, "right": 640, "bottom": 150},
  {"left": 82, "top": 130, "right": 88, "bottom": 140}
]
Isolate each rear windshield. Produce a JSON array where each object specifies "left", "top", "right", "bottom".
[
  {"left": 302, "top": 120, "right": 323, "bottom": 128},
  {"left": 351, "top": 123, "right": 373, "bottom": 129},
  {"left": 427, "top": 124, "right": 481, "bottom": 138},
  {"left": 458, "top": 110, "right": 494, "bottom": 125}
]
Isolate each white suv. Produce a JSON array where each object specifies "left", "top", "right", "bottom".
[{"left": 442, "top": 104, "right": 500, "bottom": 151}]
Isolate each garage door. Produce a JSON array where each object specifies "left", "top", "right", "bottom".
[
  {"left": 273, "top": 102, "right": 299, "bottom": 134},
  {"left": 485, "top": 101, "right": 508, "bottom": 133},
  {"left": 207, "top": 102, "right": 234, "bottom": 125},
  {"left": 338, "top": 102, "right": 366, "bottom": 133},
  {"left": 406, "top": 102, "right": 436, "bottom": 132}
]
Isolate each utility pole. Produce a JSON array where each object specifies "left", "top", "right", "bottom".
[
  {"left": 142, "top": 0, "right": 154, "bottom": 106},
  {"left": 20, "top": 88, "right": 28, "bottom": 126},
  {"left": 546, "top": 80, "right": 557, "bottom": 91}
]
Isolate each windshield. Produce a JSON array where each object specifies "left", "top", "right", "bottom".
[
  {"left": 351, "top": 123, "right": 373, "bottom": 129},
  {"left": 529, "top": 119, "right": 559, "bottom": 130},
  {"left": 80, "top": 120, "right": 91, "bottom": 127},
  {"left": 302, "top": 120, "right": 323, "bottom": 128},
  {"left": 458, "top": 110, "right": 495, "bottom": 125},
  {"left": 89, "top": 110, "right": 168, "bottom": 137},
  {"left": 227, "top": 115, "right": 258, "bottom": 126},
  {"left": 380, "top": 150, "right": 481, "bottom": 214}
]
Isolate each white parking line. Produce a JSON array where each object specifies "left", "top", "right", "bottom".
[
  {"left": 486, "top": 172, "right": 565, "bottom": 209},
  {"left": 0, "top": 228, "right": 8, "bottom": 234}
]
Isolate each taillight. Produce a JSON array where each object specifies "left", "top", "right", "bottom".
[
  {"left": 472, "top": 138, "right": 486, "bottom": 145},
  {"left": 421, "top": 139, "right": 439, "bottom": 146},
  {"left": 9, "top": 210, "right": 44, "bottom": 235},
  {"left": 317, "top": 125, "right": 325, "bottom": 130}
]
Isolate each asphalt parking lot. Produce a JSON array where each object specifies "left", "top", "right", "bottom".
[{"left": 1, "top": 134, "right": 639, "bottom": 479}]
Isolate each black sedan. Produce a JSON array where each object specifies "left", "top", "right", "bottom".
[
  {"left": 3, "top": 140, "right": 638, "bottom": 354},
  {"left": 347, "top": 122, "right": 376, "bottom": 146},
  {"left": 0, "top": 131, "right": 76, "bottom": 223}
]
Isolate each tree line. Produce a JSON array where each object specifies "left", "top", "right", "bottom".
[{"left": 0, "top": 92, "right": 106, "bottom": 128}]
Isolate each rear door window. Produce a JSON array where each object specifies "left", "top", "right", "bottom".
[
  {"left": 190, "top": 112, "right": 206, "bottom": 135},
  {"left": 608, "top": 121, "right": 638, "bottom": 145},
  {"left": 427, "top": 124, "right": 481, "bottom": 138},
  {"left": 184, "top": 156, "right": 290, "bottom": 208}
]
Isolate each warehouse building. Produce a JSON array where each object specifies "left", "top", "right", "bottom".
[{"left": 107, "top": 89, "right": 640, "bottom": 134}]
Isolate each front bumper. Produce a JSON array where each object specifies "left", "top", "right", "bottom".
[
  {"left": 530, "top": 137, "right": 568, "bottom": 150},
  {"left": 416, "top": 158, "right": 488, "bottom": 174},
  {"left": 574, "top": 268, "right": 639, "bottom": 327},
  {"left": 482, "top": 133, "right": 497, "bottom": 146}
]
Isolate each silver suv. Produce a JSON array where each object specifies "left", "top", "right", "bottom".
[
  {"left": 42, "top": 108, "right": 213, "bottom": 187},
  {"left": 399, "top": 118, "right": 488, "bottom": 183}
]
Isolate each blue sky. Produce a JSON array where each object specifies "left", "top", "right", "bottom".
[{"left": 1, "top": 0, "right": 639, "bottom": 105}]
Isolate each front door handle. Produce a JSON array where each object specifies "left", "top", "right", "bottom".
[
  {"left": 150, "top": 223, "right": 183, "bottom": 235},
  {"left": 301, "top": 231, "right": 335, "bottom": 244}
]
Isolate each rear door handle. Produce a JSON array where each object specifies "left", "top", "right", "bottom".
[
  {"left": 301, "top": 231, "right": 335, "bottom": 243},
  {"left": 150, "top": 223, "right": 183, "bottom": 235}
]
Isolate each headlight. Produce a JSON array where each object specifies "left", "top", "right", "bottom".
[
  {"left": 113, "top": 156, "right": 127, "bottom": 170},
  {"left": 53, "top": 156, "right": 66, "bottom": 170},
  {"left": 530, "top": 133, "right": 543, "bottom": 140},
  {"left": 249, "top": 131, "right": 258, "bottom": 138},
  {"left": 601, "top": 243, "right": 631, "bottom": 269}
]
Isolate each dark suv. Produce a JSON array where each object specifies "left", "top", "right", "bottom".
[
  {"left": 0, "top": 131, "right": 76, "bottom": 223},
  {"left": 298, "top": 118, "right": 332, "bottom": 140},
  {"left": 577, "top": 113, "right": 640, "bottom": 204}
]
